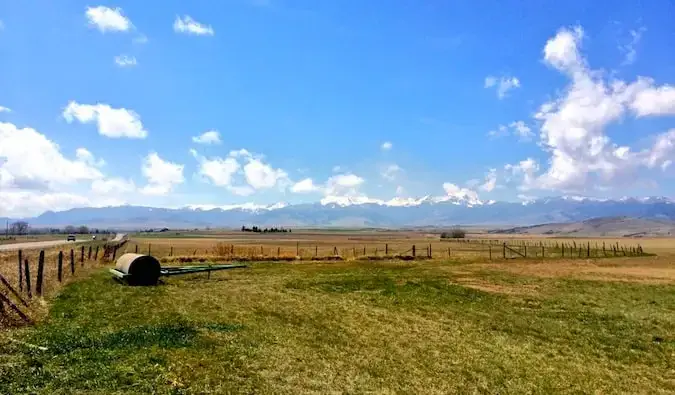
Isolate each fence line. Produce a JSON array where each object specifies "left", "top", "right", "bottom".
[{"left": 0, "top": 239, "right": 126, "bottom": 327}]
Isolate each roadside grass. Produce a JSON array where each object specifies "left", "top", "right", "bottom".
[{"left": 1, "top": 260, "right": 674, "bottom": 393}]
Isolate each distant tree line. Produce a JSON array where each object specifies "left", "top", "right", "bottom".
[
  {"left": 3, "top": 221, "right": 112, "bottom": 236},
  {"left": 241, "top": 226, "right": 291, "bottom": 233},
  {"left": 440, "top": 228, "right": 466, "bottom": 239}
]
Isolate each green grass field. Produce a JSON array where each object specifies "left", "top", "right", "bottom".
[{"left": 1, "top": 259, "right": 674, "bottom": 394}]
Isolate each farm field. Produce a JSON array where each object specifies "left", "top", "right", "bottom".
[{"left": 0, "top": 230, "right": 674, "bottom": 393}]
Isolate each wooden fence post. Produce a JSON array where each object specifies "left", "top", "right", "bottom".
[
  {"left": 70, "top": 249, "right": 75, "bottom": 274},
  {"left": 95, "top": 246, "right": 99, "bottom": 261},
  {"left": 412, "top": 245, "right": 416, "bottom": 257},
  {"left": 148, "top": 243, "right": 151, "bottom": 255},
  {"left": 24, "top": 259, "right": 32, "bottom": 299},
  {"left": 489, "top": 245, "right": 491, "bottom": 260},
  {"left": 36, "top": 250, "right": 44, "bottom": 297},
  {"left": 524, "top": 245, "right": 527, "bottom": 258},
  {"left": 503, "top": 243, "right": 506, "bottom": 259},
  {"left": 385, "top": 244, "right": 388, "bottom": 255},
  {"left": 81, "top": 246, "right": 85, "bottom": 265},
  {"left": 261, "top": 245, "right": 264, "bottom": 256},
  {"left": 296, "top": 242, "right": 299, "bottom": 256},
  {"left": 363, "top": 246, "right": 366, "bottom": 256},
  {"left": 113, "top": 246, "right": 118, "bottom": 260},
  {"left": 587, "top": 243, "right": 590, "bottom": 258},
  {"left": 428, "top": 244, "right": 432, "bottom": 258},
  {"left": 135, "top": 244, "right": 139, "bottom": 253},
  {"left": 279, "top": 247, "right": 282, "bottom": 256},
  {"left": 541, "top": 245, "right": 545, "bottom": 258},
  {"left": 88, "top": 246, "right": 92, "bottom": 260},
  {"left": 58, "top": 251, "right": 63, "bottom": 282},
  {"left": 18, "top": 249, "right": 23, "bottom": 292},
  {"left": 170, "top": 246, "right": 173, "bottom": 256}
]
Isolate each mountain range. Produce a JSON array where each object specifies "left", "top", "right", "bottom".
[{"left": 4, "top": 195, "right": 675, "bottom": 229}]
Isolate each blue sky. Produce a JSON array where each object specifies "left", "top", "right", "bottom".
[{"left": 1, "top": 0, "right": 675, "bottom": 217}]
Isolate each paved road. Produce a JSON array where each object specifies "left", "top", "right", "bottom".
[{"left": 0, "top": 234, "right": 126, "bottom": 252}]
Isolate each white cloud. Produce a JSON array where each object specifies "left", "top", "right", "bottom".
[
  {"left": 291, "top": 178, "right": 319, "bottom": 193},
  {"left": 191, "top": 148, "right": 289, "bottom": 194},
  {"left": 0, "top": 106, "right": 11, "bottom": 113},
  {"left": 91, "top": 178, "right": 135, "bottom": 195},
  {"left": 140, "top": 153, "right": 184, "bottom": 195},
  {"left": 441, "top": 183, "right": 481, "bottom": 204},
  {"left": 631, "top": 83, "right": 675, "bottom": 116},
  {"left": 173, "top": 15, "right": 214, "bottom": 36},
  {"left": 509, "top": 121, "right": 533, "bottom": 141},
  {"left": 543, "top": 26, "right": 585, "bottom": 73},
  {"left": 324, "top": 173, "right": 365, "bottom": 197},
  {"left": 114, "top": 55, "right": 137, "bottom": 67},
  {"left": 243, "top": 158, "right": 289, "bottom": 189},
  {"left": 381, "top": 141, "right": 393, "bottom": 151},
  {"left": 192, "top": 130, "right": 221, "bottom": 145},
  {"left": 488, "top": 121, "right": 532, "bottom": 141},
  {"left": 620, "top": 27, "right": 646, "bottom": 66},
  {"left": 195, "top": 155, "right": 240, "bottom": 187},
  {"left": 484, "top": 75, "right": 521, "bottom": 99},
  {"left": 488, "top": 125, "right": 509, "bottom": 138},
  {"left": 505, "top": 158, "right": 539, "bottom": 189},
  {"left": 0, "top": 191, "right": 93, "bottom": 218},
  {"left": 86, "top": 6, "right": 132, "bottom": 33},
  {"left": 0, "top": 122, "right": 103, "bottom": 190},
  {"left": 63, "top": 101, "right": 148, "bottom": 139},
  {"left": 381, "top": 164, "right": 402, "bottom": 181},
  {"left": 511, "top": 25, "right": 675, "bottom": 193},
  {"left": 480, "top": 168, "right": 497, "bottom": 192},
  {"left": 75, "top": 148, "right": 105, "bottom": 167}
]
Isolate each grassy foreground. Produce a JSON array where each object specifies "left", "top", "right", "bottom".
[{"left": 1, "top": 260, "right": 674, "bottom": 394}]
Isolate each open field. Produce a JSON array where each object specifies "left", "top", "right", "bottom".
[
  {"left": 1, "top": 257, "right": 674, "bottom": 393},
  {"left": 1, "top": 230, "right": 674, "bottom": 393},
  {"left": 124, "top": 230, "right": 657, "bottom": 260}
]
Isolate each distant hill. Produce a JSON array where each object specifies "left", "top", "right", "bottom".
[
  {"left": 490, "top": 216, "right": 675, "bottom": 237},
  {"left": 6, "top": 196, "right": 675, "bottom": 230}
]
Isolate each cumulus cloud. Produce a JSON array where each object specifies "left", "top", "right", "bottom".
[
  {"left": 244, "top": 158, "right": 289, "bottom": 189},
  {"left": 505, "top": 158, "right": 539, "bottom": 189},
  {"left": 140, "top": 153, "right": 184, "bottom": 195},
  {"left": 173, "top": 15, "right": 214, "bottom": 36},
  {"left": 440, "top": 183, "right": 481, "bottom": 204},
  {"left": 510, "top": 25, "right": 675, "bottom": 193},
  {"left": 75, "top": 148, "right": 105, "bottom": 167},
  {"left": 63, "top": 101, "right": 148, "bottom": 139},
  {"left": 290, "top": 178, "right": 320, "bottom": 193},
  {"left": 0, "top": 106, "right": 11, "bottom": 113},
  {"left": 484, "top": 75, "right": 521, "bottom": 99},
  {"left": 0, "top": 122, "right": 103, "bottom": 191},
  {"left": 191, "top": 148, "right": 289, "bottom": 195},
  {"left": 192, "top": 130, "right": 221, "bottom": 145},
  {"left": 381, "top": 141, "right": 393, "bottom": 151},
  {"left": 86, "top": 6, "right": 132, "bottom": 33},
  {"left": 114, "top": 55, "right": 137, "bottom": 67}
]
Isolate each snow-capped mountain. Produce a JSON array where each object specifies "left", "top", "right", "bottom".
[{"left": 6, "top": 196, "right": 675, "bottom": 228}]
